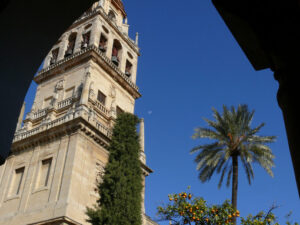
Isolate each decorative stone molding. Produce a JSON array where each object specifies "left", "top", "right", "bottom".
[
  {"left": 109, "top": 85, "right": 117, "bottom": 99},
  {"left": 35, "top": 45, "right": 141, "bottom": 99},
  {"left": 89, "top": 81, "right": 95, "bottom": 99},
  {"left": 13, "top": 106, "right": 112, "bottom": 145}
]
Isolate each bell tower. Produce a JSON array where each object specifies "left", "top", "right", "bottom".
[{"left": 0, "top": 1, "right": 156, "bottom": 224}]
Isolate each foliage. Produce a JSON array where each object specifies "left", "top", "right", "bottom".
[
  {"left": 86, "top": 113, "right": 143, "bottom": 225},
  {"left": 157, "top": 191, "right": 239, "bottom": 225},
  {"left": 157, "top": 191, "right": 299, "bottom": 225},
  {"left": 191, "top": 104, "right": 276, "bottom": 188},
  {"left": 241, "top": 210, "right": 298, "bottom": 225}
]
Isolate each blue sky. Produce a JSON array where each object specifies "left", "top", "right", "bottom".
[{"left": 24, "top": 1, "right": 299, "bottom": 224}]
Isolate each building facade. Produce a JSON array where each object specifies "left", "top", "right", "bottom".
[{"left": 0, "top": 1, "right": 156, "bottom": 224}]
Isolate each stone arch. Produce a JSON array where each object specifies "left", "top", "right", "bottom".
[
  {"left": 111, "top": 39, "right": 122, "bottom": 66},
  {"left": 108, "top": 10, "right": 116, "bottom": 22},
  {"left": 65, "top": 32, "right": 77, "bottom": 57}
]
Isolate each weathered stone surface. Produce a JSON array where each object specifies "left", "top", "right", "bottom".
[{"left": 0, "top": 1, "right": 156, "bottom": 224}]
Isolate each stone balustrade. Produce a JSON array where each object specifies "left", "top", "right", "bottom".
[
  {"left": 13, "top": 110, "right": 112, "bottom": 143},
  {"left": 96, "top": 121, "right": 112, "bottom": 138},
  {"left": 46, "top": 114, "right": 72, "bottom": 130},
  {"left": 32, "top": 108, "right": 48, "bottom": 120},
  {"left": 57, "top": 97, "right": 73, "bottom": 109},
  {"left": 14, "top": 127, "right": 41, "bottom": 142},
  {"left": 93, "top": 99, "right": 110, "bottom": 117}
]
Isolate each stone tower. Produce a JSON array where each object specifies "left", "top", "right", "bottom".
[{"left": 0, "top": 1, "right": 156, "bottom": 224}]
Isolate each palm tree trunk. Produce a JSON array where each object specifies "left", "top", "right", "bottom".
[{"left": 232, "top": 154, "right": 238, "bottom": 225}]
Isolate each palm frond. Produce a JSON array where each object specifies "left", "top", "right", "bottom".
[
  {"left": 226, "top": 167, "right": 233, "bottom": 187},
  {"left": 218, "top": 161, "right": 230, "bottom": 188},
  {"left": 190, "top": 104, "right": 276, "bottom": 191},
  {"left": 240, "top": 154, "right": 254, "bottom": 185}
]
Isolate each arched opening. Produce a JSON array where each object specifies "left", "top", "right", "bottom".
[
  {"left": 81, "top": 31, "right": 91, "bottom": 49},
  {"left": 111, "top": 39, "right": 122, "bottom": 66},
  {"left": 99, "top": 33, "right": 108, "bottom": 52},
  {"left": 108, "top": 10, "right": 116, "bottom": 22},
  {"left": 125, "top": 60, "right": 132, "bottom": 78},
  {"left": 65, "top": 33, "right": 77, "bottom": 57},
  {"left": 50, "top": 48, "right": 59, "bottom": 65}
]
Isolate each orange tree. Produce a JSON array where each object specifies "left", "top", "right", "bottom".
[
  {"left": 157, "top": 192, "right": 239, "bottom": 225},
  {"left": 157, "top": 191, "right": 298, "bottom": 225}
]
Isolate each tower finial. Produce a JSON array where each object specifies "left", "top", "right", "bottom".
[{"left": 135, "top": 32, "right": 139, "bottom": 45}]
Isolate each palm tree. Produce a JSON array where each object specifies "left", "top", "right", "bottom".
[{"left": 191, "top": 105, "right": 276, "bottom": 225}]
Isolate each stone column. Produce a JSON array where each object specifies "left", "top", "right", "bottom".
[
  {"left": 132, "top": 60, "right": 138, "bottom": 83},
  {"left": 139, "top": 118, "right": 146, "bottom": 164},
  {"left": 274, "top": 66, "right": 300, "bottom": 196},
  {"left": 57, "top": 34, "right": 68, "bottom": 61},
  {"left": 119, "top": 50, "right": 126, "bottom": 73},
  {"left": 106, "top": 38, "right": 113, "bottom": 60},
  {"left": 90, "top": 19, "right": 101, "bottom": 48},
  {"left": 74, "top": 28, "right": 84, "bottom": 53}
]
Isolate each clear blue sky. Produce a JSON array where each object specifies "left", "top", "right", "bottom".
[{"left": 24, "top": 1, "right": 299, "bottom": 224}]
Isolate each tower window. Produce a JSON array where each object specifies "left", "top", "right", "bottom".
[
  {"left": 50, "top": 48, "right": 59, "bottom": 65},
  {"left": 37, "top": 158, "right": 52, "bottom": 188},
  {"left": 81, "top": 31, "right": 91, "bottom": 49},
  {"left": 111, "top": 40, "right": 122, "bottom": 66},
  {"left": 9, "top": 167, "right": 25, "bottom": 196},
  {"left": 108, "top": 10, "right": 116, "bottom": 22},
  {"left": 65, "top": 33, "right": 77, "bottom": 57},
  {"left": 99, "top": 34, "right": 108, "bottom": 53},
  {"left": 125, "top": 60, "right": 132, "bottom": 78},
  {"left": 97, "top": 90, "right": 106, "bottom": 105}
]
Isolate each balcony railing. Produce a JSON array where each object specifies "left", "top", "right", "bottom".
[
  {"left": 57, "top": 97, "right": 73, "bottom": 110},
  {"left": 96, "top": 121, "right": 112, "bottom": 138},
  {"left": 93, "top": 99, "right": 110, "bottom": 117},
  {"left": 13, "top": 112, "right": 112, "bottom": 143},
  {"left": 14, "top": 127, "right": 41, "bottom": 142},
  {"left": 32, "top": 108, "right": 48, "bottom": 120},
  {"left": 13, "top": 115, "right": 73, "bottom": 142}
]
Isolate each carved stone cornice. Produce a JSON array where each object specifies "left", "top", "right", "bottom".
[
  {"left": 35, "top": 45, "right": 141, "bottom": 99},
  {"left": 11, "top": 115, "right": 111, "bottom": 153}
]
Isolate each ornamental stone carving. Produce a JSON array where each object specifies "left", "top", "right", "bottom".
[
  {"left": 110, "top": 85, "right": 116, "bottom": 99},
  {"left": 55, "top": 79, "right": 65, "bottom": 91},
  {"left": 89, "top": 81, "right": 95, "bottom": 99}
]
